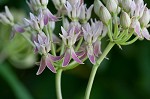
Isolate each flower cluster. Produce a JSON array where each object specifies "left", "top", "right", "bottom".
[
  {"left": 0, "top": 0, "right": 150, "bottom": 76},
  {"left": 1, "top": 0, "right": 150, "bottom": 99}
]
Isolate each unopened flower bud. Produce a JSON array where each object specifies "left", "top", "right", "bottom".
[
  {"left": 79, "top": 4, "right": 93, "bottom": 22},
  {"left": 121, "top": 0, "right": 132, "bottom": 12},
  {"left": 120, "top": 11, "right": 131, "bottom": 28},
  {"left": 0, "top": 6, "right": 14, "bottom": 25},
  {"left": 94, "top": 0, "right": 104, "bottom": 16},
  {"left": 61, "top": 0, "right": 66, "bottom": 4},
  {"left": 35, "top": 0, "right": 48, "bottom": 6},
  {"left": 134, "top": 0, "right": 144, "bottom": 5},
  {"left": 99, "top": 6, "right": 111, "bottom": 25},
  {"left": 35, "top": 0, "right": 41, "bottom": 6},
  {"left": 0, "top": 14, "right": 10, "bottom": 24},
  {"left": 106, "top": 0, "right": 118, "bottom": 13},
  {"left": 139, "top": 8, "right": 150, "bottom": 27},
  {"left": 5, "top": 6, "right": 14, "bottom": 22},
  {"left": 49, "top": 21, "right": 55, "bottom": 31},
  {"left": 52, "top": 0, "right": 60, "bottom": 6},
  {"left": 63, "top": 18, "right": 69, "bottom": 30},
  {"left": 68, "top": 0, "right": 82, "bottom": 6},
  {"left": 41, "top": 0, "right": 49, "bottom": 6}
]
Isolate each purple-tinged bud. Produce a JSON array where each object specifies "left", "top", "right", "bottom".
[
  {"left": 130, "top": 18, "right": 142, "bottom": 38},
  {"left": 120, "top": 11, "right": 131, "bottom": 28},
  {"left": 139, "top": 8, "right": 150, "bottom": 27},
  {"left": 24, "top": 13, "right": 44, "bottom": 31},
  {"left": 99, "top": 6, "right": 111, "bottom": 25},
  {"left": 106, "top": 0, "right": 118, "bottom": 13},
  {"left": 94, "top": 0, "right": 104, "bottom": 16},
  {"left": 65, "top": 1, "right": 81, "bottom": 21},
  {"left": 13, "top": 24, "right": 25, "bottom": 33},
  {"left": 121, "top": 0, "right": 132, "bottom": 12},
  {"left": 34, "top": 32, "right": 51, "bottom": 54},
  {"left": 42, "top": 8, "right": 58, "bottom": 25}
]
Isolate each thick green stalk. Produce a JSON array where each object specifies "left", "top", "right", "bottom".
[
  {"left": 0, "top": 63, "right": 33, "bottom": 99},
  {"left": 56, "top": 69, "right": 63, "bottom": 99},
  {"left": 84, "top": 42, "right": 115, "bottom": 99}
]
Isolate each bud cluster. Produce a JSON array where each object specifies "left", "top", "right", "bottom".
[
  {"left": 94, "top": 0, "right": 150, "bottom": 42},
  {"left": 0, "top": 6, "right": 14, "bottom": 25}
]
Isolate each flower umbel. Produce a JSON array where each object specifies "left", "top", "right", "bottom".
[
  {"left": 82, "top": 19, "right": 104, "bottom": 64},
  {"left": 60, "top": 26, "right": 83, "bottom": 66},
  {"left": 34, "top": 32, "right": 62, "bottom": 75}
]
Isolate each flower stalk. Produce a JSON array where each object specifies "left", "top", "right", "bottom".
[
  {"left": 84, "top": 42, "right": 115, "bottom": 99},
  {"left": 56, "top": 69, "right": 63, "bottom": 99}
]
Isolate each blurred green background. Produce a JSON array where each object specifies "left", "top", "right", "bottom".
[{"left": 1, "top": 0, "right": 150, "bottom": 99}]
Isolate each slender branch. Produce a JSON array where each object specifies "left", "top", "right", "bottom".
[
  {"left": 21, "top": 33, "right": 35, "bottom": 47},
  {"left": 48, "top": 23, "right": 56, "bottom": 56},
  {"left": 75, "top": 37, "right": 83, "bottom": 51},
  {"left": 107, "top": 21, "right": 113, "bottom": 42},
  {"left": 113, "top": 13, "right": 119, "bottom": 39},
  {"left": 84, "top": 65, "right": 98, "bottom": 99},
  {"left": 84, "top": 42, "right": 115, "bottom": 99},
  {"left": 56, "top": 69, "right": 63, "bottom": 99},
  {"left": 120, "top": 36, "right": 139, "bottom": 45}
]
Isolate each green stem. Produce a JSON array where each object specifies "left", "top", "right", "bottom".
[
  {"left": 120, "top": 36, "right": 139, "bottom": 45},
  {"left": 119, "top": 30, "right": 134, "bottom": 43},
  {"left": 48, "top": 23, "right": 56, "bottom": 56},
  {"left": 113, "top": 13, "right": 119, "bottom": 39},
  {"left": 56, "top": 69, "right": 63, "bottom": 99},
  {"left": 84, "top": 65, "right": 98, "bottom": 99},
  {"left": 107, "top": 22, "right": 113, "bottom": 42},
  {"left": 60, "top": 43, "right": 65, "bottom": 55},
  {"left": 75, "top": 37, "right": 83, "bottom": 51},
  {"left": 0, "top": 63, "right": 33, "bottom": 99},
  {"left": 84, "top": 42, "right": 115, "bottom": 99},
  {"left": 21, "top": 33, "right": 35, "bottom": 47}
]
